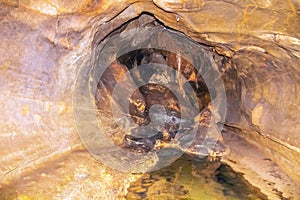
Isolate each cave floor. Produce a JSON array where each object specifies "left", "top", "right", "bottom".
[{"left": 0, "top": 130, "right": 299, "bottom": 199}]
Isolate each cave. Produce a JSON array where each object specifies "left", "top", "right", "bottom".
[{"left": 0, "top": 0, "right": 299, "bottom": 199}]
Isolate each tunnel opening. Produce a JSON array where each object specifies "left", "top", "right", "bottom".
[
  {"left": 91, "top": 13, "right": 228, "bottom": 157},
  {"left": 71, "top": 10, "right": 300, "bottom": 200},
  {"left": 85, "top": 13, "right": 269, "bottom": 198}
]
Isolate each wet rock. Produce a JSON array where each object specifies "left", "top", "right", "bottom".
[{"left": 0, "top": 0, "right": 300, "bottom": 198}]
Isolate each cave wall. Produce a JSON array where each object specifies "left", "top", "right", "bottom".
[{"left": 0, "top": 0, "right": 299, "bottom": 189}]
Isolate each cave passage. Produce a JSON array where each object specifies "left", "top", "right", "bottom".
[
  {"left": 91, "top": 13, "right": 229, "bottom": 158},
  {"left": 95, "top": 47, "right": 214, "bottom": 152},
  {"left": 1, "top": 1, "right": 300, "bottom": 199}
]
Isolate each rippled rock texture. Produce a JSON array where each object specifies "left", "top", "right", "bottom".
[{"left": 0, "top": 0, "right": 299, "bottom": 199}]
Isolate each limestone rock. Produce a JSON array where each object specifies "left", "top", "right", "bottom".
[{"left": 0, "top": 0, "right": 299, "bottom": 198}]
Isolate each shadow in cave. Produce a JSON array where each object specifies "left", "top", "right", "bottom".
[{"left": 90, "top": 12, "right": 266, "bottom": 200}]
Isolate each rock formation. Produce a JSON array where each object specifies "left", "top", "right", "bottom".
[{"left": 0, "top": 0, "right": 299, "bottom": 199}]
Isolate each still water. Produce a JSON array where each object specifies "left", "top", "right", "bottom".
[
  {"left": 0, "top": 150, "right": 267, "bottom": 199},
  {"left": 126, "top": 155, "right": 267, "bottom": 200}
]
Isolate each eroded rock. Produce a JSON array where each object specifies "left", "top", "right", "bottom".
[{"left": 0, "top": 0, "right": 299, "bottom": 199}]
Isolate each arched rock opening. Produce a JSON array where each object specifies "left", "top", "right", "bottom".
[{"left": 0, "top": 1, "right": 299, "bottom": 199}]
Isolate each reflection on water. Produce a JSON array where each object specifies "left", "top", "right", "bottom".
[
  {"left": 0, "top": 150, "right": 267, "bottom": 199},
  {"left": 126, "top": 155, "right": 267, "bottom": 200}
]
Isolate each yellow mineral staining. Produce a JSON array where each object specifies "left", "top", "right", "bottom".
[
  {"left": 253, "top": 87, "right": 263, "bottom": 102},
  {"left": 129, "top": 98, "right": 146, "bottom": 112},
  {"left": 208, "top": 151, "right": 217, "bottom": 162},
  {"left": 215, "top": 47, "right": 233, "bottom": 58},
  {"left": 252, "top": 104, "right": 263, "bottom": 127},
  {"left": 288, "top": 0, "right": 297, "bottom": 14},
  {"left": 188, "top": 71, "right": 197, "bottom": 82},
  {"left": 162, "top": 129, "right": 170, "bottom": 140},
  {"left": 20, "top": 105, "right": 30, "bottom": 116},
  {"left": 57, "top": 102, "right": 68, "bottom": 114},
  {"left": 286, "top": 0, "right": 297, "bottom": 28},
  {"left": 17, "top": 194, "right": 32, "bottom": 200},
  {"left": 167, "top": 98, "right": 180, "bottom": 113},
  {"left": 0, "top": 64, "right": 9, "bottom": 72},
  {"left": 238, "top": 4, "right": 258, "bottom": 41}
]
